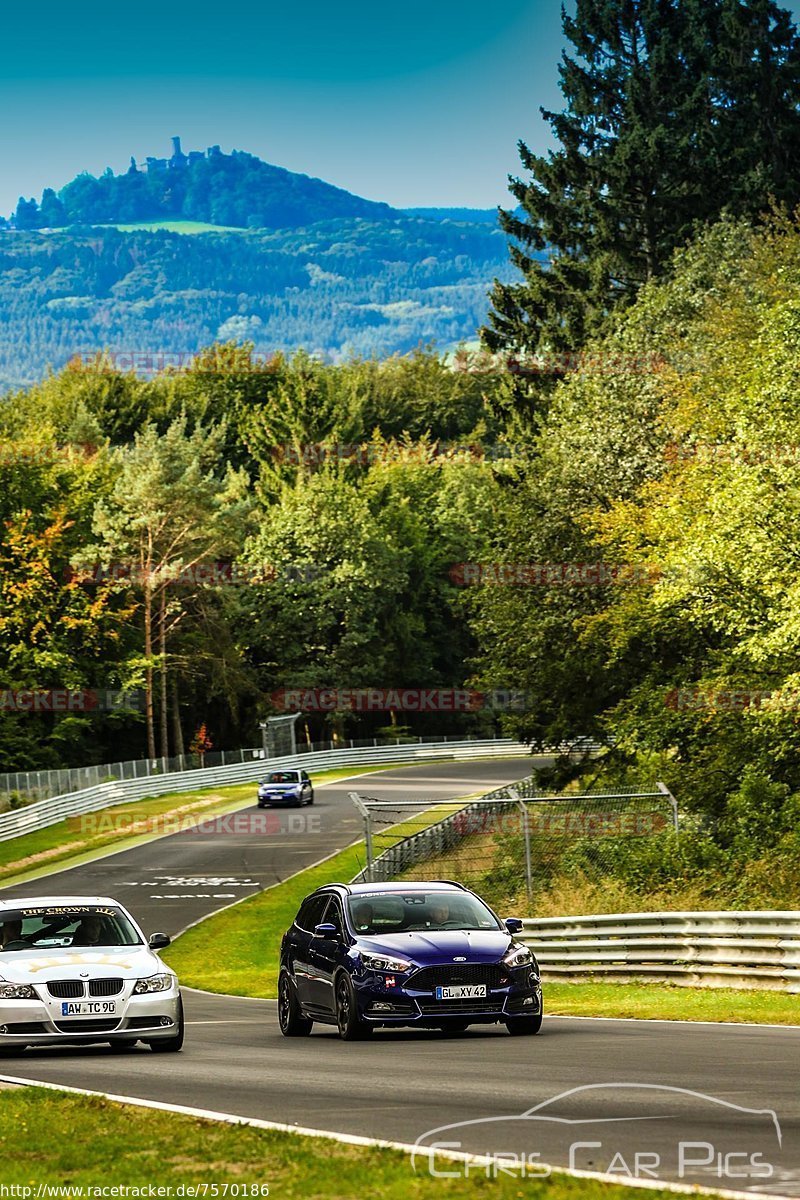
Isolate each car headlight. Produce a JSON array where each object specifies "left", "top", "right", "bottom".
[
  {"left": 361, "top": 953, "right": 413, "bottom": 973},
  {"left": 503, "top": 943, "right": 535, "bottom": 969},
  {"left": 0, "top": 981, "right": 36, "bottom": 1000},
  {"left": 133, "top": 973, "right": 173, "bottom": 994}
]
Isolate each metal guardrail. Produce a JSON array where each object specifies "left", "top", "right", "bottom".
[
  {"left": 0, "top": 738, "right": 533, "bottom": 844},
  {"left": 519, "top": 911, "right": 800, "bottom": 992},
  {"left": 1, "top": 733, "right": 541, "bottom": 805}
]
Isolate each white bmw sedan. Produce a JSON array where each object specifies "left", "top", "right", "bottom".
[{"left": 0, "top": 896, "right": 183, "bottom": 1053}]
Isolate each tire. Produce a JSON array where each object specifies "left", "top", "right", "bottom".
[
  {"left": 505, "top": 1011, "right": 543, "bottom": 1036},
  {"left": 307, "top": 790, "right": 315, "bottom": 805},
  {"left": 334, "top": 973, "right": 372, "bottom": 1041},
  {"left": 278, "top": 972, "right": 313, "bottom": 1037},
  {"left": 148, "top": 998, "right": 185, "bottom": 1052}
]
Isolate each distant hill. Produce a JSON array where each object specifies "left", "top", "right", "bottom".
[
  {"left": 0, "top": 141, "right": 518, "bottom": 389},
  {"left": 404, "top": 208, "right": 500, "bottom": 224},
  {"left": 0, "top": 217, "right": 516, "bottom": 389},
  {"left": 10, "top": 139, "right": 395, "bottom": 231}
]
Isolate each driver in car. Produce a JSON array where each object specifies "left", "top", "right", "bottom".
[
  {"left": 71, "top": 914, "right": 105, "bottom": 946},
  {"left": 351, "top": 902, "right": 374, "bottom": 933},
  {"left": 427, "top": 900, "right": 452, "bottom": 927}
]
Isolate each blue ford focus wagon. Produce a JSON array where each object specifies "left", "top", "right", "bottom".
[{"left": 278, "top": 880, "right": 542, "bottom": 1040}]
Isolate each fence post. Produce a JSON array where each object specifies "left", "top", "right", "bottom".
[
  {"left": 510, "top": 788, "right": 533, "bottom": 902},
  {"left": 349, "top": 792, "right": 373, "bottom": 881},
  {"left": 657, "top": 781, "right": 679, "bottom": 835}
]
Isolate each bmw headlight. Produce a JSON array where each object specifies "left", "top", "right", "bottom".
[
  {"left": 361, "top": 953, "right": 413, "bottom": 973},
  {"left": 133, "top": 973, "right": 173, "bottom": 994},
  {"left": 503, "top": 943, "right": 535, "bottom": 969},
  {"left": 0, "top": 981, "right": 36, "bottom": 1000}
]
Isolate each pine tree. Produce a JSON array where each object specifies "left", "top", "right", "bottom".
[
  {"left": 39, "top": 188, "right": 65, "bottom": 229},
  {"left": 14, "top": 197, "right": 40, "bottom": 230},
  {"left": 483, "top": 0, "right": 800, "bottom": 357}
]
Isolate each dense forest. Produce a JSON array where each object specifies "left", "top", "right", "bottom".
[
  {"left": 8, "top": 212, "right": 800, "bottom": 854},
  {"left": 0, "top": 219, "right": 515, "bottom": 388}
]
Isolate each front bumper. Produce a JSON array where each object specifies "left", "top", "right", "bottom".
[
  {"left": 353, "top": 965, "right": 542, "bottom": 1027},
  {"left": 0, "top": 985, "right": 182, "bottom": 1047},
  {"left": 258, "top": 792, "right": 302, "bottom": 806}
]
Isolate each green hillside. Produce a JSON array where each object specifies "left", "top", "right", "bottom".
[{"left": 0, "top": 217, "right": 515, "bottom": 387}]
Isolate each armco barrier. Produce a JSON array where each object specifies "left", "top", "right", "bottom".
[
  {"left": 0, "top": 738, "right": 533, "bottom": 844},
  {"left": 519, "top": 911, "right": 800, "bottom": 992}
]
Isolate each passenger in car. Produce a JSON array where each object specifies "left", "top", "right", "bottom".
[{"left": 0, "top": 920, "right": 22, "bottom": 948}]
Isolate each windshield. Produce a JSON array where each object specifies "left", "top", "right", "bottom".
[
  {"left": 0, "top": 905, "right": 143, "bottom": 951},
  {"left": 265, "top": 771, "right": 300, "bottom": 784},
  {"left": 347, "top": 892, "right": 502, "bottom": 935}
]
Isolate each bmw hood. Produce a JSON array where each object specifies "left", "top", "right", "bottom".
[
  {"left": 0, "top": 945, "right": 170, "bottom": 985},
  {"left": 356, "top": 929, "right": 514, "bottom": 964}
]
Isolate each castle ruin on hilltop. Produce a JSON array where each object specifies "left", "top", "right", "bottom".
[{"left": 128, "top": 137, "right": 222, "bottom": 175}]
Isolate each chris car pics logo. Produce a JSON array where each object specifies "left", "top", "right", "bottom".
[{"left": 411, "top": 1083, "right": 782, "bottom": 1184}]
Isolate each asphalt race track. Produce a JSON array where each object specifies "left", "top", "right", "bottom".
[
  {"left": 2, "top": 757, "right": 800, "bottom": 1195},
  {"left": 0, "top": 757, "right": 536, "bottom": 934}
]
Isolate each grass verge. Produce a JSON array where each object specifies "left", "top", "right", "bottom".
[
  {"left": 546, "top": 982, "right": 800, "bottom": 1025},
  {"left": 0, "top": 1086, "right": 700, "bottom": 1198},
  {"left": 163, "top": 798, "right": 473, "bottom": 996},
  {"left": 164, "top": 841, "right": 362, "bottom": 996},
  {"left": 0, "top": 764, "right": 403, "bottom": 890}
]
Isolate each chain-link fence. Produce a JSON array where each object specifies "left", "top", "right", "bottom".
[{"left": 350, "top": 778, "right": 678, "bottom": 902}]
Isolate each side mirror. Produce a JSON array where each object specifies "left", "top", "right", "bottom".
[
  {"left": 149, "top": 932, "right": 171, "bottom": 950},
  {"left": 313, "top": 922, "right": 338, "bottom": 939},
  {"left": 504, "top": 917, "right": 524, "bottom": 934}
]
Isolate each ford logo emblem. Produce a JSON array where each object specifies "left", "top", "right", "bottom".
[{"left": 453, "top": 956, "right": 467, "bottom": 962}]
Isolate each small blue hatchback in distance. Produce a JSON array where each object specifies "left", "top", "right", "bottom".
[{"left": 278, "top": 880, "right": 542, "bottom": 1040}]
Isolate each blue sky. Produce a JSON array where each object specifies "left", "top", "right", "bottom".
[{"left": 0, "top": 0, "right": 566, "bottom": 214}]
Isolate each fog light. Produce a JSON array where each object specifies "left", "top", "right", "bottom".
[
  {"left": 0, "top": 1025, "right": 7, "bottom": 1035},
  {"left": 159, "top": 1017, "right": 173, "bottom": 1027},
  {"left": 522, "top": 996, "right": 534, "bottom": 1006},
  {"left": 370, "top": 1002, "right": 394, "bottom": 1013}
]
